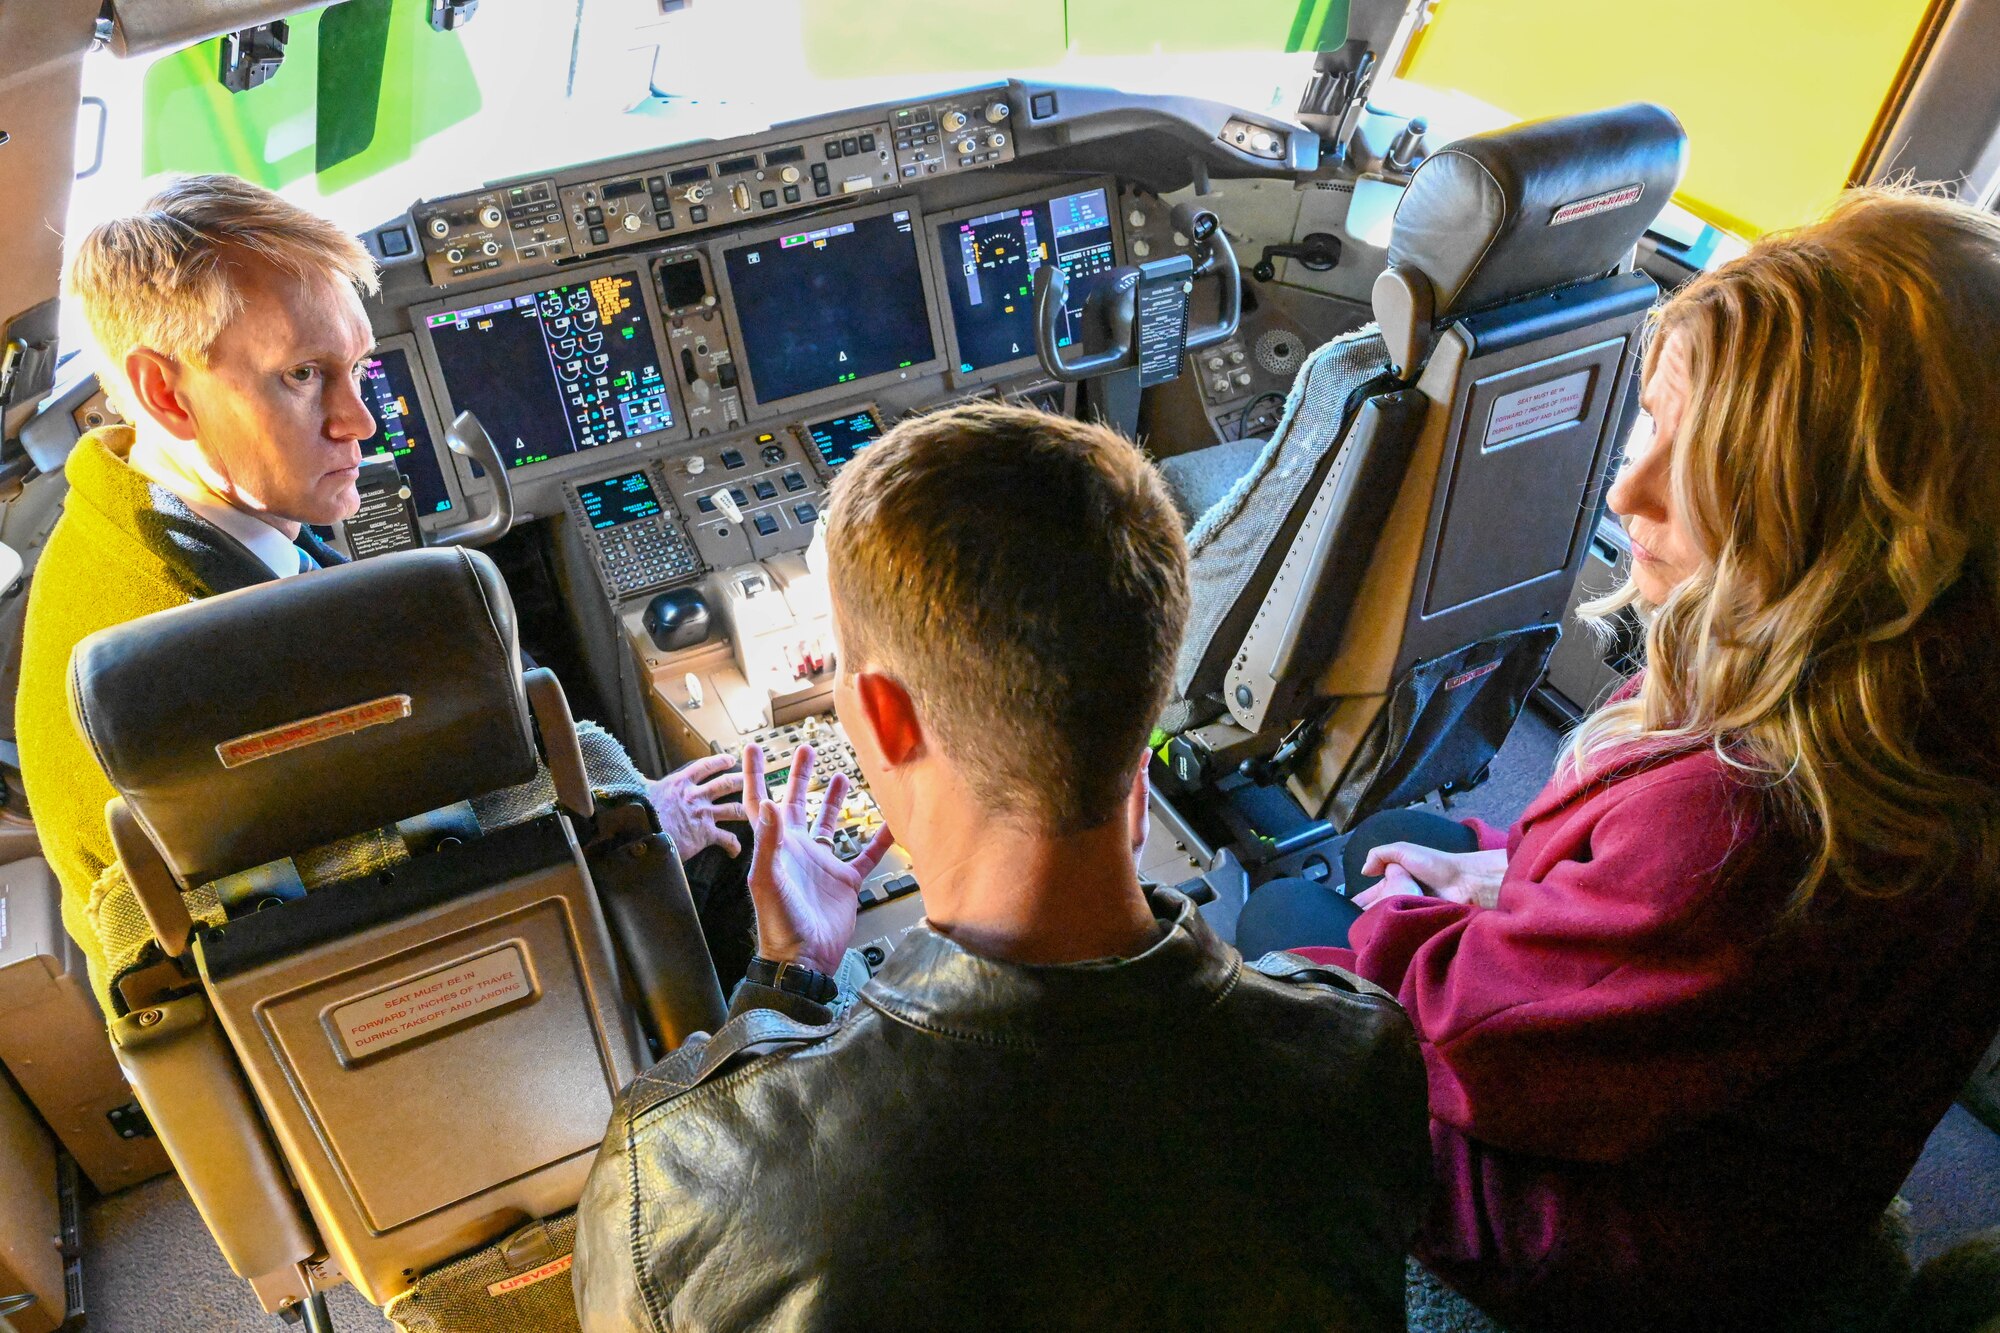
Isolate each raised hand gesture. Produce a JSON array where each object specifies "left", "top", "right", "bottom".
[
  {"left": 743, "top": 742, "right": 896, "bottom": 976},
  {"left": 645, "top": 752, "right": 749, "bottom": 860}
]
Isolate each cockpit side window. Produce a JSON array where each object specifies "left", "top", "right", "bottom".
[{"left": 1394, "top": 0, "right": 1943, "bottom": 240}]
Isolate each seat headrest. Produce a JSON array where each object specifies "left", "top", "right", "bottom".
[
  {"left": 1387, "top": 102, "right": 1687, "bottom": 324},
  {"left": 72, "top": 546, "right": 541, "bottom": 888}
]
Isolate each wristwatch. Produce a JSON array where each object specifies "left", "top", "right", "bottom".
[{"left": 744, "top": 955, "right": 839, "bottom": 1004}]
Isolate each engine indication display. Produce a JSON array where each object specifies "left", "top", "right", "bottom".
[
  {"left": 804, "top": 409, "right": 884, "bottom": 470},
  {"left": 939, "top": 186, "right": 1118, "bottom": 374},
  {"left": 723, "top": 208, "right": 936, "bottom": 405},
  {"left": 574, "top": 470, "right": 664, "bottom": 528},
  {"left": 356, "top": 346, "right": 454, "bottom": 515},
  {"left": 422, "top": 270, "right": 676, "bottom": 470}
]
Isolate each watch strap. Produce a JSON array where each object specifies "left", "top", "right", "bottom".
[{"left": 744, "top": 955, "right": 839, "bottom": 1004}]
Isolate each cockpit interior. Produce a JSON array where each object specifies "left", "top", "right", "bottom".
[{"left": 1, "top": 1, "right": 1999, "bottom": 1331}]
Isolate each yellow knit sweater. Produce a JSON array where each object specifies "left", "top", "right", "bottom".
[{"left": 17, "top": 427, "right": 276, "bottom": 1008}]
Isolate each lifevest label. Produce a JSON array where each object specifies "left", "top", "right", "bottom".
[
  {"left": 486, "top": 1254, "right": 573, "bottom": 1298},
  {"left": 329, "top": 945, "right": 534, "bottom": 1062},
  {"left": 216, "top": 693, "right": 412, "bottom": 768},
  {"left": 1550, "top": 182, "right": 1645, "bottom": 226}
]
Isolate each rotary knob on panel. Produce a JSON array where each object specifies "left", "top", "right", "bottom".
[{"left": 940, "top": 109, "right": 969, "bottom": 133}]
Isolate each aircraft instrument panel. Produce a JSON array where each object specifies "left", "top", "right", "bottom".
[
  {"left": 802, "top": 408, "right": 885, "bottom": 472},
  {"left": 356, "top": 344, "right": 455, "bottom": 516},
  {"left": 721, "top": 207, "right": 937, "bottom": 407},
  {"left": 417, "top": 267, "right": 681, "bottom": 470},
  {"left": 372, "top": 164, "right": 1125, "bottom": 572},
  {"left": 937, "top": 185, "right": 1118, "bottom": 373}
]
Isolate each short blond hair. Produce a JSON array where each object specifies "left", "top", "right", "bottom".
[
  {"left": 66, "top": 174, "right": 378, "bottom": 371},
  {"left": 826, "top": 402, "right": 1189, "bottom": 834}
]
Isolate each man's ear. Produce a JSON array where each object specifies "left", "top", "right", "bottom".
[
  {"left": 853, "top": 670, "right": 925, "bottom": 768},
  {"left": 123, "top": 349, "right": 200, "bottom": 442},
  {"left": 1125, "top": 750, "right": 1151, "bottom": 856}
]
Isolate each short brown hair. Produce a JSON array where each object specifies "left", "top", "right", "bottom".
[
  {"left": 66, "top": 173, "right": 378, "bottom": 371},
  {"left": 826, "top": 402, "right": 1189, "bottom": 833}
]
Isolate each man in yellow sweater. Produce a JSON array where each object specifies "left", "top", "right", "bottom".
[{"left": 19, "top": 175, "right": 750, "bottom": 1012}]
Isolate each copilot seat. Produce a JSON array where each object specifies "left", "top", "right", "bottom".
[
  {"left": 69, "top": 546, "right": 724, "bottom": 1331},
  {"left": 1156, "top": 103, "right": 1688, "bottom": 830}
]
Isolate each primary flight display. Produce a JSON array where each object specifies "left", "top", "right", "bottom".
[
  {"left": 723, "top": 208, "right": 936, "bottom": 405},
  {"left": 939, "top": 186, "right": 1118, "bottom": 373}
]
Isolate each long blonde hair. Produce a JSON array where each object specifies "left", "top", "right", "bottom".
[{"left": 1571, "top": 186, "right": 2000, "bottom": 910}]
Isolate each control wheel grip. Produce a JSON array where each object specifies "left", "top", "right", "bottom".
[
  {"left": 1183, "top": 226, "right": 1241, "bottom": 354},
  {"left": 1033, "top": 263, "right": 1140, "bottom": 383},
  {"left": 434, "top": 409, "right": 516, "bottom": 547}
]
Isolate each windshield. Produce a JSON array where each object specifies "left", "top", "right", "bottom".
[
  {"left": 75, "top": 0, "right": 1331, "bottom": 236},
  {"left": 64, "top": 0, "right": 1334, "bottom": 363}
]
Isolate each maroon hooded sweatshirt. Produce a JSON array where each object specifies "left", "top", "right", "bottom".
[{"left": 1301, "top": 740, "right": 2000, "bottom": 1331}]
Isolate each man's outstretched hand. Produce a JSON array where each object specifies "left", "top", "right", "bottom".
[
  {"left": 743, "top": 742, "right": 896, "bottom": 976},
  {"left": 647, "top": 753, "right": 749, "bottom": 861}
]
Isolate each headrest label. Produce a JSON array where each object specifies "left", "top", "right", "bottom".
[
  {"left": 216, "top": 693, "right": 413, "bottom": 769},
  {"left": 1551, "top": 182, "right": 1645, "bottom": 226}
]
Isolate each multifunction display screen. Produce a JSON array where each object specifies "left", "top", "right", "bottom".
[
  {"left": 724, "top": 210, "right": 935, "bottom": 404},
  {"left": 938, "top": 187, "right": 1118, "bottom": 373},
  {"left": 574, "top": 471, "right": 664, "bottom": 529},
  {"left": 423, "top": 271, "right": 674, "bottom": 470},
  {"left": 805, "top": 410, "right": 884, "bottom": 470},
  {"left": 357, "top": 347, "right": 453, "bottom": 514}
]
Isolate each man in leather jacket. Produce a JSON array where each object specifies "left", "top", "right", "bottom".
[{"left": 574, "top": 402, "right": 1431, "bottom": 1332}]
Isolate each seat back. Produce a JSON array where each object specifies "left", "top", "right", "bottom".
[
  {"left": 73, "top": 548, "right": 719, "bottom": 1322},
  {"left": 1162, "top": 327, "right": 1397, "bottom": 731},
  {"left": 1209, "top": 104, "right": 1686, "bottom": 824}
]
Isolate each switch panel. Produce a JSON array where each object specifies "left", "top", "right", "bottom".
[
  {"left": 412, "top": 178, "right": 572, "bottom": 284},
  {"left": 656, "top": 252, "right": 745, "bottom": 437},
  {"left": 664, "top": 432, "right": 825, "bottom": 569}
]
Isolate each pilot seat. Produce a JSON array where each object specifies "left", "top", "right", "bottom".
[
  {"left": 1149, "top": 103, "right": 1687, "bottom": 897},
  {"left": 70, "top": 546, "right": 726, "bottom": 1332}
]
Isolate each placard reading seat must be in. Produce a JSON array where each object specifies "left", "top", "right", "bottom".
[{"left": 330, "top": 945, "right": 535, "bottom": 1063}]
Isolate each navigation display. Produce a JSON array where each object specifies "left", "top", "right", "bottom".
[
  {"left": 805, "top": 409, "right": 884, "bottom": 470},
  {"left": 574, "top": 471, "right": 663, "bottom": 529},
  {"left": 939, "top": 187, "right": 1118, "bottom": 374},
  {"left": 357, "top": 346, "right": 453, "bottom": 514},
  {"left": 723, "top": 209, "right": 935, "bottom": 404},
  {"left": 422, "top": 270, "right": 675, "bottom": 470}
]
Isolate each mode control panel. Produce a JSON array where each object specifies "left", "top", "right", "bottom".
[
  {"left": 551, "top": 128, "right": 898, "bottom": 264},
  {"left": 564, "top": 461, "right": 706, "bottom": 601},
  {"left": 654, "top": 252, "right": 744, "bottom": 437},
  {"left": 665, "top": 430, "right": 824, "bottom": 570},
  {"left": 892, "top": 95, "right": 1016, "bottom": 181},
  {"left": 414, "top": 178, "right": 574, "bottom": 284},
  {"left": 408, "top": 84, "right": 1022, "bottom": 288}
]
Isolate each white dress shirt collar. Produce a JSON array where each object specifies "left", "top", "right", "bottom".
[{"left": 126, "top": 435, "right": 304, "bottom": 580}]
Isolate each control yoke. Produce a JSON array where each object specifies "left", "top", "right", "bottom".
[
  {"left": 1032, "top": 202, "right": 1241, "bottom": 385},
  {"left": 436, "top": 410, "right": 515, "bottom": 547}
]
